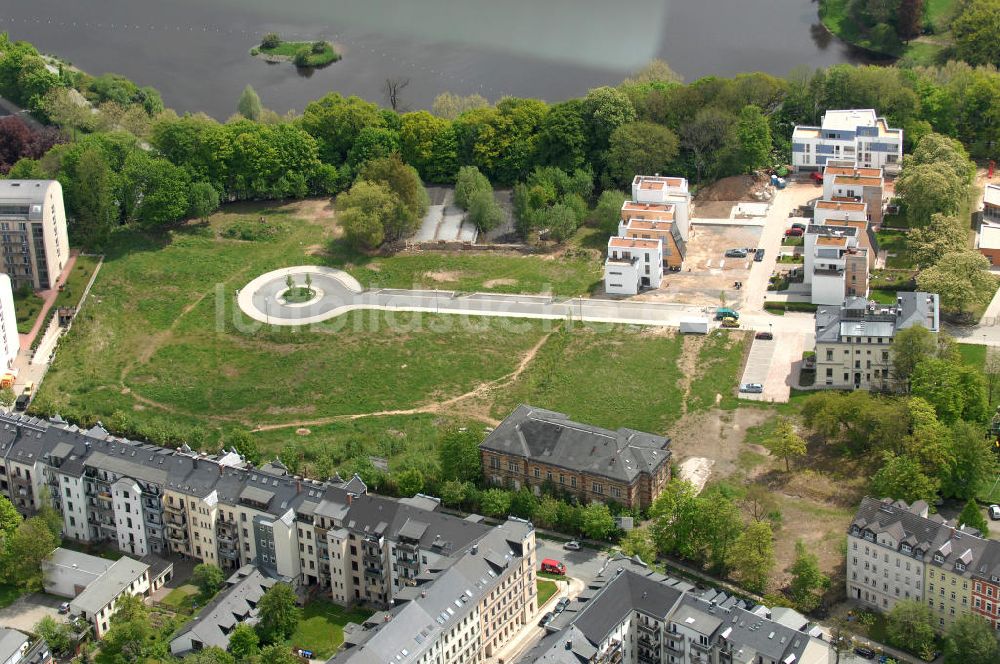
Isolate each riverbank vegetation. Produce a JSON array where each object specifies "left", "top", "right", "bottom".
[
  {"left": 818, "top": 0, "right": 960, "bottom": 64},
  {"left": 251, "top": 33, "right": 340, "bottom": 68}
]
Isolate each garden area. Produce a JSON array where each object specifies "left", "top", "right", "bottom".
[
  {"left": 818, "top": 0, "right": 958, "bottom": 65},
  {"left": 284, "top": 600, "right": 373, "bottom": 659},
  {"left": 536, "top": 579, "right": 558, "bottom": 607}
]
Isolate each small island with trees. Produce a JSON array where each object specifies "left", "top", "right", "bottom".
[{"left": 250, "top": 33, "right": 340, "bottom": 69}]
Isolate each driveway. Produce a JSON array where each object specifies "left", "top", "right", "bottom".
[{"left": 0, "top": 593, "right": 66, "bottom": 632}]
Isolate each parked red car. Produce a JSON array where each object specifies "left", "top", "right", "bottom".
[
  {"left": 809, "top": 171, "right": 823, "bottom": 184},
  {"left": 785, "top": 227, "right": 804, "bottom": 237},
  {"left": 541, "top": 558, "right": 566, "bottom": 575}
]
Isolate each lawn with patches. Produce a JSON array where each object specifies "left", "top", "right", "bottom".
[
  {"left": 687, "top": 330, "right": 750, "bottom": 413},
  {"left": 285, "top": 600, "right": 373, "bottom": 658},
  {"left": 875, "top": 229, "right": 914, "bottom": 269},
  {"left": 491, "top": 327, "right": 688, "bottom": 434},
  {"left": 537, "top": 579, "right": 558, "bottom": 606},
  {"left": 159, "top": 585, "right": 199, "bottom": 614},
  {"left": 13, "top": 289, "right": 43, "bottom": 334}
]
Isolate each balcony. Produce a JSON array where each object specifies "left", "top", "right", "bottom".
[
  {"left": 363, "top": 566, "right": 383, "bottom": 579},
  {"left": 638, "top": 634, "right": 659, "bottom": 648},
  {"left": 397, "top": 557, "right": 419, "bottom": 570},
  {"left": 691, "top": 638, "right": 712, "bottom": 653},
  {"left": 396, "top": 539, "right": 419, "bottom": 552},
  {"left": 637, "top": 621, "right": 659, "bottom": 635},
  {"left": 164, "top": 501, "right": 184, "bottom": 514},
  {"left": 664, "top": 639, "right": 684, "bottom": 654},
  {"left": 165, "top": 512, "right": 186, "bottom": 527}
]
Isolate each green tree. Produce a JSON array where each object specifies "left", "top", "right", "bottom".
[
  {"left": 97, "top": 618, "right": 149, "bottom": 664},
  {"left": 897, "top": 0, "right": 924, "bottom": 41},
  {"left": 542, "top": 203, "right": 578, "bottom": 243},
  {"left": 395, "top": 468, "right": 425, "bottom": 497},
  {"left": 358, "top": 155, "right": 429, "bottom": 240},
  {"left": 958, "top": 499, "right": 988, "bottom": 535},
  {"left": 71, "top": 146, "right": 116, "bottom": 247},
  {"left": 185, "top": 648, "right": 235, "bottom": 664},
  {"left": 944, "top": 421, "right": 999, "bottom": 500},
  {"left": 734, "top": 105, "right": 772, "bottom": 172},
  {"left": 533, "top": 497, "right": 561, "bottom": 529},
  {"left": 764, "top": 417, "right": 806, "bottom": 472},
  {"left": 478, "top": 489, "right": 513, "bottom": 518},
  {"left": 0, "top": 387, "right": 15, "bottom": 408},
  {"left": 193, "top": 563, "right": 225, "bottom": 596},
  {"left": 258, "top": 644, "right": 300, "bottom": 664},
  {"left": 3, "top": 516, "right": 58, "bottom": 588},
  {"left": 336, "top": 180, "right": 396, "bottom": 249},
  {"left": 227, "top": 623, "right": 260, "bottom": 660},
  {"left": 430, "top": 92, "right": 489, "bottom": 120},
  {"left": 620, "top": 527, "right": 656, "bottom": 563},
  {"left": 256, "top": 583, "right": 301, "bottom": 644},
  {"left": 299, "top": 92, "right": 386, "bottom": 163},
  {"left": 189, "top": 181, "right": 220, "bottom": 221},
  {"left": 582, "top": 86, "right": 637, "bottom": 156},
  {"left": 912, "top": 356, "right": 988, "bottom": 424},
  {"left": 467, "top": 189, "right": 503, "bottom": 232},
  {"left": 953, "top": 0, "right": 1000, "bottom": 67},
  {"left": 437, "top": 427, "right": 482, "bottom": 483},
  {"left": 261, "top": 33, "right": 281, "bottom": 49},
  {"left": 895, "top": 164, "right": 966, "bottom": 226},
  {"left": 225, "top": 429, "right": 262, "bottom": 466},
  {"left": 535, "top": 100, "right": 588, "bottom": 171},
  {"left": 0, "top": 495, "right": 19, "bottom": 556},
  {"left": 917, "top": 251, "right": 997, "bottom": 317},
  {"left": 509, "top": 488, "right": 538, "bottom": 520},
  {"left": 788, "top": 540, "right": 829, "bottom": 611},
  {"left": 398, "top": 111, "right": 454, "bottom": 182},
  {"left": 886, "top": 599, "right": 936, "bottom": 656},
  {"left": 119, "top": 151, "right": 192, "bottom": 228},
  {"left": 681, "top": 107, "right": 735, "bottom": 182},
  {"left": 726, "top": 520, "right": 774, "bottom": 593},
  {"left": 579, "top": 503, "right": 616, "bottom": 540},
  {"left": 439, "top": 480, "right": 469, "bottom": 507},
  {"left": 891, "top": 325, "right": 938, "bottom": 387},
  {"left": 34, "top": 615, "right": 72, "bottom": 654},
  {"left": 590, "top": 189, "right": 628, "bottom": 235},
  {"left": 943, "top": 613, "right": 1000, "bottom": 664},
  {"left": 346, "top": 126, "right": 401, "bottom": 167},
  {"left": 237, "top": 85, "right": 263, "bottom": 121},
  {"left": 454, "top": 166, "right": 492, "bottom": 209},
  {"left": 649, "top": 479, "right": 699, "bottom": 556},
  {"left": 606, "top": 121, "right": 679, "bottom": 187},
  {"left": 872, "top": 452, "right": 940, "bottom": 503}
]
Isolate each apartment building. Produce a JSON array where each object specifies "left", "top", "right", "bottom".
[
  {"left": 983, "top": 184, "right": 1000, "bottom": 223},
  {"left": 813, "top": 292, "right": 939, "bottom": 390},
  {"left": 480, "top": 405, "right": 672, "bottom": 510},
  {"left": 329, "top": 517, "right": 537, "bottom": 664},
  {"left": 604, "top": 236, "right": 664, "bottom": 295},
  {"left": 631, "top": 175, "right": 690, "bottom": 241},
  {"left": 849, "top": 497, "right": 1000, "bottom": 633},
  {"left": 618, "top": 210, "right": 684, "bottom": 269},
  {"left": 0, "top": 409, "right": 537, "bottom": 644},
  {"left": 978, "top": 184, "right": 1000, "bottom": 267},
  {"left": 521, "top": 555, "right": 832, "bottom": 664},
  {"left": 792, "top": 109, "right": 903, "bottom": 175},
  {"left": 0, "top": 180, "right": 69, "bottom": 291},
  {"left": 0, "top": 275, "right": 17, "bottom": 370},
  {"left": 802, "top": 225, "right": 869, "bottom": 305},
  {"left": 822, "top": 165, "right": 886, "bottom": 226}
]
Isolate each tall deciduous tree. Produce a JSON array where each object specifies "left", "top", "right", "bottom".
[
  {"left": 394, "top": 468, "right": 424, "bottom": 497},
  {"left": 227, "top": 623, "right": 260, "bottom": 659},
  {"left": 193, "top": 563, "right": 225, "bottom": 596},
  {"left": 943, "top": 613, "right": 1000, "bottom": 664},
  {"left": 872, "top": 452, "right": 940, "bottom": 503},
  {"left": 918, "top": 251, "right": 997, "bottom": 316},
  {"left": 907, "top": 213, "right": 968, "bottom": 267},
  {"left": 256, "top": 583, "right": 301, "bottom": 643},
  {"left": 891, "top": 325, "right": 938, "bottom": 387},
  {"left": 788, "top": 540, "right": 830, "bottom": 611},
  {"left": 958, "top": 499, "right": 988, "bottom": 535},
  {"left": 953, "top": 0, "right": 1000, "bottom": 67},
  {"left": 620, "top": 527, "right": 657, "bottom": 563},
  {"left": 764, "top": 417, "right": 807, "bottom": 472},
  {"left": 189, "top": 182, "right": 220, "bottom": 221},
  {"left": 3, "top": 517, "right": 58, "bottom": 588},
  {"left": 237, "top": 85, "right": 263, "bottom": 121},
  {"left": 726, "top": 520, "right": 774, "bottom": 593},
  {"left": 0, "top": 495, "right": 19, "bottom": 556},
  {"left": 897, "top": 0, "right": 925, "bottom": 41},
  {"left": 886, "top": 600, "right": 936, "bottom": 657},
  {"left": 72, "top": 146, "right": 117, "bottom": 247},
  {"left": 579, "top": 503, "right": 616, "bottom": 540},
  {"left": 734, "top": 105, "right": 772, "bottom": 173},
  {"left": 590, "top": 189, "right": 628, "bottom": 235},
  {"left": 606, "top": 121, "right": 679, "bottom": 187}
]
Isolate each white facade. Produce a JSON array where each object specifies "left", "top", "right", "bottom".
[
  {"left": 0, "top": 275, "right": 17, "bottom": 370},
  {"left": 632, "top": 175, "right": 690, "bottom": 239},
  {"left": 112, "top": 478, "right": 147, "bottom": 557},
  {"left": 0, "top": 180, "right": 70, "bottom": 290},
  {"left": 813, "top": 201, "right": 868, "bottom": 227},
  {"left": 57, "top": 471, "right": 90, "bottom": 542},
  {"left": 792, "top": 109, "right": 902, "bottom": 173},
  {"left": 604, "top": 237, "right": 663, "bottom": 296}
]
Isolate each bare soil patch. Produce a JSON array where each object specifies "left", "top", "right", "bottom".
[
  {"left": 694, "top": 174, "right": 762, "bottom": 202},
  {"left": 424, "top": 270, "right": 464, "bottom": 283},
  {"left": 295, "top": 428, "right": 311, "bottom": 436},
  {"left": 483, "top": 278, "right": 518, "bottom": 288},
  {"left": 668, "top": 407, "right": 773, "bottom": 479}
]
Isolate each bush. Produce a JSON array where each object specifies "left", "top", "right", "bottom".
[
  {"left": 311, "top": 41, "right": 327, "bottom": 54},
  {"left": 467, "top": 189, "right": 503, "bottom": 232},
  {"left": 293, "top": 49, "right": 311, "bottom": 67},
  {"left": 454, "top": 166, "right": 492, "bottom": 209},
  {"left": 261, "top": 33, "right": 281, "bottom": 49},
  {"left": 763, "top": 301, "right": 818, "bottom": 313}
]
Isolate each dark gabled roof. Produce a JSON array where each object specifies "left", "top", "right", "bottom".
[
  {"left": 571, "top": 569, "right": 683, "bottom": 646},
  {"left": 850, "top": 497, "right": 948, "bottom": 558},
  {"left": 480, "top": 405, "right": 671, "bottom": 483}
]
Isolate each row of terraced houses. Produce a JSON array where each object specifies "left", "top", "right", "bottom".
[{"left": 848, "top": 497, "right": 1000, "bottom": 633}]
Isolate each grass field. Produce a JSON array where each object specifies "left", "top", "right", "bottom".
[
  {"left": 284, "top": 600, "right": 373, "bottom": 658},
  {"left": 536, "top": 579, "right": 558, "bottom": 606},
  {"left": 37, "top": 199, "right": 748, "bottom": 478},
  {"left": 13, "top": 289, "right": 43, "bottom": 334},
  {"left": 875, "top": 229, "right": 915, "bottom": 269}
]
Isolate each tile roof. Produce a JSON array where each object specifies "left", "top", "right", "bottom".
[
  {"left": 480, "top": 405, "right": 671, "bottom": 483},
  {"left": 171, "top": 566, "right": 276, "bottom": 652}
]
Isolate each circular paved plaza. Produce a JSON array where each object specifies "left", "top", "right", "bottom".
[{"left": 237, "top": 266, "right": 364, "bottom": 325}]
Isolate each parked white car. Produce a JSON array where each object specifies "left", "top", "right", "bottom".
[
  {"left": 564, "top": 540, "right": 581, "bottom": 551},
  {"left": 989, "top": 504, "right": 1000, "bottom": 521}
]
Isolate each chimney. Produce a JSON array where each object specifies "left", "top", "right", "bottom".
[
  {"left": 296, "top": 480, "right": 302, "bottom": 494},
  {"left": 565, "top": 639, "right": 573, "bottom": 650},
  {"left": 347, "top": 493, "right": 353, "bottom": 505},
  {"left": 421, "top": 590, "right": 427, "bottom": 598},
  {"left": 384, "top": 614, "right": 390, "bottom": 623},
  {"left": 471, "top": 544, "right": 479, "bottom": 555}
]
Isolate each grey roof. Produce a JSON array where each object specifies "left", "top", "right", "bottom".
[
  {"left": 481, "top": 405, "right": 671, "bottom": 483},
  {"left": 850, "top": 496, "right": 948, "bottom": 557},
  {"left": 171, "top": 566, "right": 276, "bottom": 652},
  {"left": 0, "top": 180, "right": 58, "bottom": 220},
  {"left": 71, "top": 556, "right": 149, "bottom": 614},
  {"left": 328, "top": 519, "right": 533, "bottom": 664},
  {"left": 0, "top": 628, "right": 29, "bottom": 664},
  {"left": 340, "top": 493, "right": 490, "bottom": 554},
  {"left": 815, "top": 292, "right": 939, "bottom": 343}
]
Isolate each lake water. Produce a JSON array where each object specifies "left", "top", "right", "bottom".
[{"left": 0, "top": 0, "right": 881, "bottom": 118}]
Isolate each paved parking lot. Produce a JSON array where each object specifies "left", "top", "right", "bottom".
[{"left": 0, "top": 593, "right": 66, "bottom": 632}]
